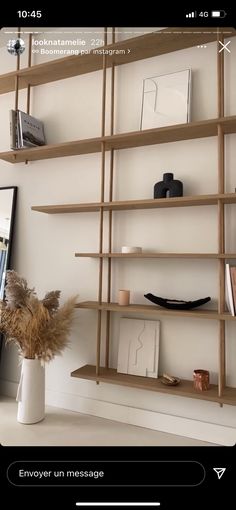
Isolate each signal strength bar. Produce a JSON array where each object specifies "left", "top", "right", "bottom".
[{"left": 186, "top": 11, "right": 196, "bottom": 18}]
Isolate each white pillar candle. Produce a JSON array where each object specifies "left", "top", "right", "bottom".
[{"left": 121, "top": 246, "right": 142, "bottom": 253}]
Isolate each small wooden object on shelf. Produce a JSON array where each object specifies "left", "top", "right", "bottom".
[{"left": 160, "top": 374, "right": 181, "bottom": 386}]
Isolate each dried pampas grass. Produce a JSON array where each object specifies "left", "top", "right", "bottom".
[{"left": 0, "top": 270, "right": 77, "bottom": 361}]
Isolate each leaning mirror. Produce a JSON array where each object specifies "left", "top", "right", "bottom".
[{"left": 0, "top": 187, "right": 17, "bottom": 354}]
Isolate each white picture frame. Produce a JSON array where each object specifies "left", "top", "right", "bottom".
[
  {"left": 140, "top": 69, "right": 191, "bottom": 130},
  {"left": 117, "top": 317, "right": 160, "bottom": 378}
]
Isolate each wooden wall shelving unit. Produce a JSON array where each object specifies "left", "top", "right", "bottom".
[{"left": 1, "top": 27, "right": 236, "bottom": 405}]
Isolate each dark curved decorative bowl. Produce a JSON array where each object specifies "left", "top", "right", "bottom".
[{"left": 144, "top": 293, "right": 211, "bottom": 310}]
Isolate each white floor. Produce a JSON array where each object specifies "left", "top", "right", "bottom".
[{"left": 0, "top": 397, "right": 212, "bottom": 446}]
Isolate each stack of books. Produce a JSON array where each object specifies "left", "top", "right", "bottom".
[
  {"left": 225, "top": 264, "right": 236, "bottom": 316},
  {"left": 10, "top": 110, "right": 46, "bottom": 150}
]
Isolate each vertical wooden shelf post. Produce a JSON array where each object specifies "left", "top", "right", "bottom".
[
  {"left": 14, "top": 27, "right": 21, "bottom": 112},
  {"left": 26, "top": 34, "right": 32, "bottom": 114},
  {"left": 105, "top": 27, "right": 116, "bottom": 369},
  {"left": 25, "top": 33, "right": 32, "bottom": 165},
  {"left": 217, "top": 29, "right": 226, "bottom": 400},
  {"left": 96, "top": 28, "right": 108, "bottom": 380}
]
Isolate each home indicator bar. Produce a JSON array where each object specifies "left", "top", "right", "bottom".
[{"left": 75, "top": 504, "right": 161, "bottom": 507}]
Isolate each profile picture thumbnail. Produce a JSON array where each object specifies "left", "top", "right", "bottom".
[{"left": 7, "top": 38, "right": 25, "bottom": 56}]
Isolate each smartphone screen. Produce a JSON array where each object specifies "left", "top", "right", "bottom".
[{"left": 0, "top": 7, "right": 235, "bottom": 509}]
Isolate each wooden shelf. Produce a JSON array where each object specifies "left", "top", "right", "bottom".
[
  {"left": 105, "top": 115, "right": 236, "bottom": 150},
  {"left": 75, "top": 300, "right": 236, "bottom": 321},
  {"left": 1, "top": 27, "right": 234, "bottom": 95},
  {"left": 1, "top": 116, "right": 236, "bottom": 164},
  {"left": 71, "top": 365, "right": 236, "bottom": 405},
  {"left": 75, "top": 252, "right": 236, "bottom": 259},
  {"left": 0, "top": 137, "right": 102, "bottom": 163},
  {"left": 32, "top": 202, "right": 102, "bottom": 214},
  {"left": 31, "top": 193, "right": 236, "bottom": 214}
]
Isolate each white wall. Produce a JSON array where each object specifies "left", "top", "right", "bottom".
[{"left": 0, "top": 28, "right": 236, "bottom": 444}]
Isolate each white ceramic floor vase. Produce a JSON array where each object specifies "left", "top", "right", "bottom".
[{"left": 16, "top": 358, "right": 45, "bottom": 424}]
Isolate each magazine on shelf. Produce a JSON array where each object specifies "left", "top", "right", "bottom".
[
  {"left": 9, "top": 110, "right": 46, "bottom": 149},
  {"left": 225, "top": 264, "right": 235, "bottom": 316},
  {"left": 18, "top": 110, "right": 46, "bottom": 148}
]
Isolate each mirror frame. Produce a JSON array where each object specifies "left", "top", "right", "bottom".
[{"left": 0, "top": 186, "right": 17, "bottom": 358}]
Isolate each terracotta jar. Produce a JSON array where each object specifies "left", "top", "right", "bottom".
[
  {"left": 118, "top": 290, "right": 130, "bottom": 306},
  {"left": 193, "top": 369, "right": 210, "bottom": 391}
]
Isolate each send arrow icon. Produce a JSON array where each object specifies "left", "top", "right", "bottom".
[{"left": 213, "top": 468, "right": 226, "bottom": 480}]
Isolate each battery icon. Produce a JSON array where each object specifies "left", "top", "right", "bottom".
[{"left": 211, "top": 10, "right": 227, "bottom": 18}]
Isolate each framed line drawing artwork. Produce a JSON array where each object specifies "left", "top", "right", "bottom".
[
  {"left": 117, "top": 317, "right": 160, "bottom": 378},
  {"left": 140, "top": 69, "right": 192, "bottom": 130}
]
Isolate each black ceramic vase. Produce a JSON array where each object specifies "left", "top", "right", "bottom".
[{"left": 154, "top": 173, "right": 183, "bottom": 199}]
